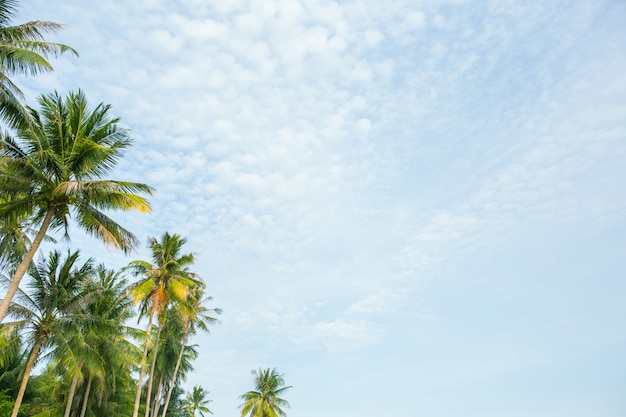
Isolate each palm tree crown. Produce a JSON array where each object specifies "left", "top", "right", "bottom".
[
  {"left": 0, "top": 89, "right": 154, "bottom": 323},
  {"left": 186, "top": 385, "right": 212, "bottom": 417},
  {"left": 129, "top": 233, "right": 203, "bottom": 318},
  {"left": 0, "top": 0, "right": 78, "bottom": 126},
  {"left": 239, "top": 368, "right": 292, "bottom": 417}
]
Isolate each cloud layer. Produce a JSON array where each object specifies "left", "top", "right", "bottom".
[{"left": 14, "top": 0, "right": 626, "bottom": 416}]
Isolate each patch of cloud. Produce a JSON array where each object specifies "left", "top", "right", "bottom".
[{"left": 310, "top": 318, "right": 381, "bottom": 353}]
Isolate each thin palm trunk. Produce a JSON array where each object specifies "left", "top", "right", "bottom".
[
  {"left": 64, "top": 372, "right": 80, "bottom": 417},
  {"left": 79, "top": 373, "right": 93, "bottom": 417},
  {"left": 144, "top": 322, "right": 163, "bottom": 417},
  {"left": 11, "top": 338, "right": 43, "bottom": 417},
  {"left": 150, "top": 375, "right": 164, "bottom": 417},
  {"left": 132, "top": 311, "right": 155, "bottom": 417},
  {"left": 0, "top": 208, "right": 54, "bottom": 323},
  {"left": 160, "top": 330, "right": 188, "bottom": 417}
]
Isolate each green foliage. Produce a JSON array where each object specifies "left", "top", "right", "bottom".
[
  {"left": 239, "top": 368, "right": 292, "bottom": 417},
  {"left": 0, "top": 88, "right": 154, "bottom": 324},
  {"left": 0, "top": 89, "right": 154, "bottom": 251},
  {"left": 0, "top": 390, "right": 14, "bottom": 416},
  {"left": 186, "top": 385, "right": 212, "bottom": 417},
  {"left": 0, "top": 0, "right": 78, "bottom": 127},
  {"left": 164, "top": 386, "right": 191, "bottom": 417}
]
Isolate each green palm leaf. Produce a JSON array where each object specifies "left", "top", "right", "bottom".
[
  {"left": 0, "top": 89, "right": 154, "bottom": 323},
  {"left": 239, "top": 368, "right": 292, "bottom": 417}
]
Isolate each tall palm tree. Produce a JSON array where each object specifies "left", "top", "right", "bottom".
[
  {"left": 0, "top": 0, "right": 78, "bottom": 127},
  {"left": 151, "top": 314, "right": 200, "bottom": 417},
  {"left": 186, "top": 385, "right": 212, "bottom": 417},
  {"left": 239, "top": 368, "right": 292, "bottom": 417},
  {"left": 5, "top": 249, "right": 94, "bottom": 417},
  {"left": 0, "top": 89, "right": 154, "bottom": 323},
  {"left": 128, "top": 232, "right": 204, "bottom": 417},
  {"left": 160, "top": 289, "right": 221, "bottom": 417}
]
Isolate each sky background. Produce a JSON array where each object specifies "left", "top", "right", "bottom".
[{"left": 12, "top": 0, "right": 626, "bottom": 416}]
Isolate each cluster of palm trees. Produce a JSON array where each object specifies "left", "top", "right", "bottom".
[
  {"left": 1, "top": 2, "right": 294, "bottom": 417},
  {"left": 0, "top": 1, "right": 222, "bottom": 416},
  {"left": 2, "top": 245, "right": 220, "bottom": 417}
]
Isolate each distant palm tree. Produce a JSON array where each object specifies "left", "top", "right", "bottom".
[
  {"left": 0, "top": 0, "right": 78, "bottom": 126},
  {"left": 128, "top": 232, "right": 203, "bottom": 417},
  {"left": 186, "top": 385, "right": 212, "bottom": 417},
  {"left": 239, "top": 368, "right": 292, "bottom": 417},
  {"left": 0, "top": 89, "right": 154, "bottom": 323},
  {"left": 5, "top": 249, "right": 94, "bottom": 417}
]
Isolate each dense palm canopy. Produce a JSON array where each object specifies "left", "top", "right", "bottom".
[
  {"left": 0, "top": 89, "right": 154, "bottom": 323},
  {"left": 239, "top": 368, "right": 292, "bottom": 417},
  {"left": 4, "top": 249, "right": 94, "bottom": 417},
  {"left": 0, "top": 0, "right": 78, "bottom": 126},
  {"left": 68, "top": 265, "right": 139, "bottom": 417}
]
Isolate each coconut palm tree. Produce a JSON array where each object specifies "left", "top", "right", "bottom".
[
  {"left": 128, "top": 232, "right": 204, "bottom": 417},
  {"left": 0, "top": 89, "right": 154, "bottom": 323},
  {"left": 0, "top": 0, "right": 78, "bottom": 127},
  {"left": 150, "top": 315, "right": 200, "bottom": 417},
  {"left": 69, "top": 265, "right": 139, "bottom": 417},
  {"left": 186, "top": 385, "right": 212, "bottom": 417},
  {"left": 239, "top": 368, "right": 292, "bottom": 417},
  {"left": 159, "top": 289, "right": 221, "bottom": 417},
  {"left": 5, "top": 249, "right": 94, "bottom": 417}
]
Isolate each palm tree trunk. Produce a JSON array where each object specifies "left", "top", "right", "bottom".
[
  {"left": 64, "top": 373, "right": 80, "bottom": 417},
  {"left": 132, "top": 311, "right": 155, "bottom": 417},
  {"left": 150, "top": 375, "right": 164, "bottom": 417},
  {"left": 160, "top": 330, "right": 189, "bottom": 417},
  {"left": 11, "top": 338, "right": 43, "bottom": 417},
  {"left": 79, "top": 374, "right": 93, "bottom": 417},
  {"left": 0, "top": 208, "right": 54, "bottom": 323},
  {"left": 144, "top": 321, "right": 163, "bottom": 417}
]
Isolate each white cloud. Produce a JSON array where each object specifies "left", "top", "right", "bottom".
[{"left": 308, "top": 318, "right": 382, "bottom": 353}]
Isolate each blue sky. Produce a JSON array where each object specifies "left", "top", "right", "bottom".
[{"left": 14, "top": 0, "right": 626, "bottom": 416}]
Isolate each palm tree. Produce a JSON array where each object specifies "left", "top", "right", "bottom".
[
  {"left": 5, "top": 249, "right": 94, "bottom": 417},
  {"left": 0, "top": 89, "right": 154, "bottom": 323},
  {"left": 71, "top": 265, "right": 139, "bottom": 417},
  {"left": 0, "top": 0, "right": 78, "bottom": 127},
  {"left": 239, "top": 368, "right": 292, "bottom": 417},
  {"left": 160, "top": 289, "right": 221, "bottom": 417},
  {"left": 186, "top": 385, "right": 212, "bottom": 417},
  {"left": 128, "top": 232, "right": 204, "bottom": 417},
  {"left": 150, "top": 314, "right": 200, "bottom": 417}
]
